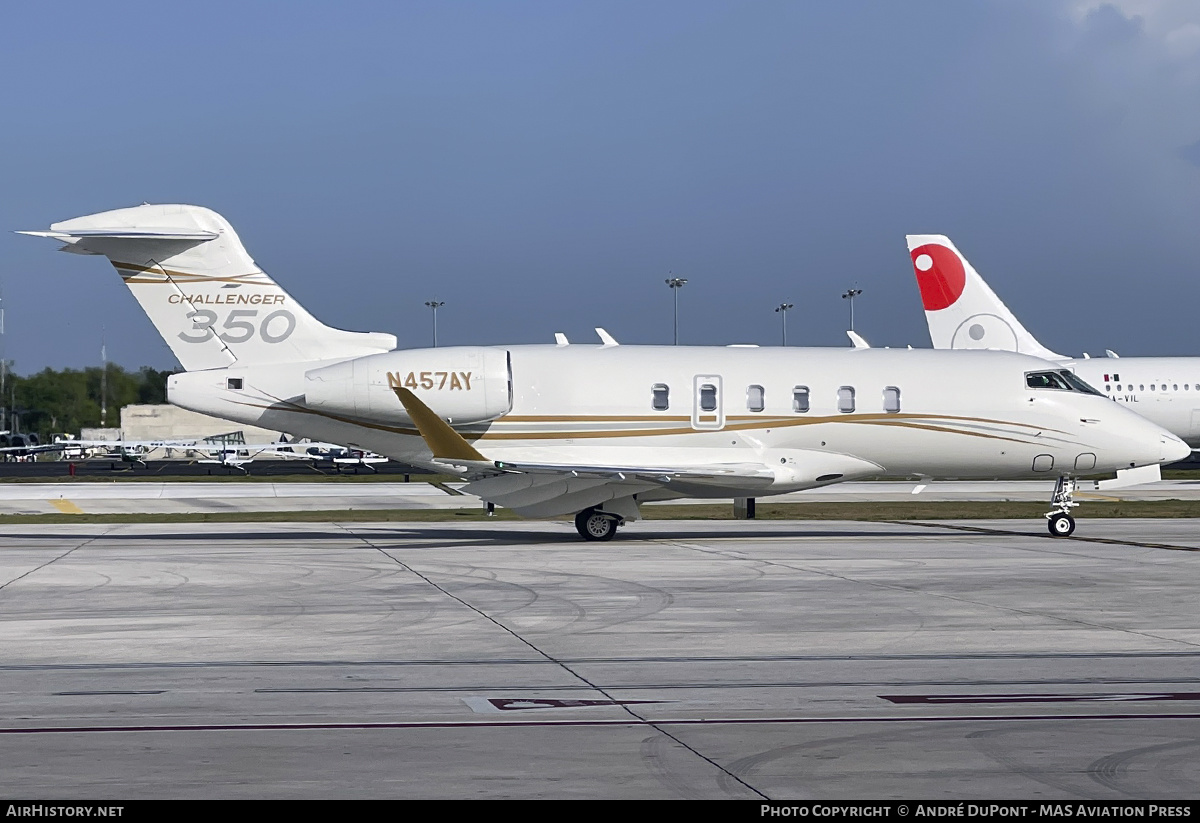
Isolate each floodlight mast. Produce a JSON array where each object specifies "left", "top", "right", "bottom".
[
  {"left": 774, "top": 302, "right": 794, "bottom": 346},
  {"left": 666, "top": 277, "right": 687, "bottom": 345},
  {"left": 424, "top": 301, "right": 445, "bottom": 347},
  {"left": 841, "top": 287, "right": 863, "bottom": 332}
]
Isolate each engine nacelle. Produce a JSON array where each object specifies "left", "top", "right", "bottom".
[{"left": 304, "top": 346, "right": 512, "bottom": 425}]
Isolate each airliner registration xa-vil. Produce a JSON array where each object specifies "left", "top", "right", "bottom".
[{"left": 22, "top": 205, "right": 1189, "bottom": 538}]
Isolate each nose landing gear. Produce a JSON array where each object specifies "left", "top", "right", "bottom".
[{"left": 1046, "top": 475, "right": 1078, "bottom": 537}]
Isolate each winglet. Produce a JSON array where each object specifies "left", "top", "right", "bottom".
[
  {"left": 391, "top": 386, "right": 489, "bottom": 462},
  {"left": 847, "top": 330, "right": 870, "bottom": 349},
  {"left": 595, "top": 327, "right": 618, "bottom": 347}
]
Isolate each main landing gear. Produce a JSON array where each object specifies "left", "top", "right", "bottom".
[
  {"left": 1046, "top": 475, "right": 1078, "bottom": 537},
  {"left": 574, "top": 508, "right": 621, "bottom": 541}
]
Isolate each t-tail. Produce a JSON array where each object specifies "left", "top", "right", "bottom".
[
  {"left": 905, "top": 234, "right": 1063, "bottom": 361},
  {"left": 21, "top": 204, "right": 397, "bottom": 371}
]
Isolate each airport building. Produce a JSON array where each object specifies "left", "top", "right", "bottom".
[{"left": 118, "top": 404, "right": 284, "bottom": 444}]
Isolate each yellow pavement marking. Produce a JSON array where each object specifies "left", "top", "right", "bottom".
[
  {"left": 49, "top": 499, "right": 84, "bottom": 514},
  {"left": 1076, "top": 492, "right": 1123, "bottom": 502}
]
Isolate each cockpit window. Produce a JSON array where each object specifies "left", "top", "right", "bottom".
[
  {"left": 1057, "top": 370, "right": 1103, "bottom": 396},
  {"left": 1025, "top": 370, "right": 1102, "bottom": 396},
  {"left": 1026, "top": 371, "right": 1072, "bottom": 391}
]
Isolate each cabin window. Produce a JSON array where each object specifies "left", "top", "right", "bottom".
[
  {"left": 837, "top": 386, "right": 856, "bottom": 413},
  {"left": 651, "top": 384, "right": 669, "bottom": 411},
  {"left": 883, "top": 386, "right": 901, "bottom": 413},
  {"left": 747, "top": 385, "right": 765, "bottom": 412},
  {"left": 699, "top": 384, "right": 718, "bottom": 412},
  {"left": 226, "top": 378, "right": 243, "bottom": 390},
  {"left": 1174, "top": 384, "right": 1179, "bottom": 391},
  {"left": 792, "top": 386, "right": 810, "bottom": 413},
  {"left": 1140, "top": 385, "right": 1145, "bottom": 391}
]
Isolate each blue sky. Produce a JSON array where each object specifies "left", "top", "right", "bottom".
[{"left": 2, "top": 0, "right": 1199, "bottom": 372}]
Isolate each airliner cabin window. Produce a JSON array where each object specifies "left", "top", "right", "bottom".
[
  {"left": 838, "top": 386, "right": 856, "bottom": 413},
  {"left": 652, "top": 384, "right": 669, "bottom": 411},
  {"left": 883, "top": 386, "right": 901, "bottom": 413},
  {"left": 747, "top": 385, "right": 765, "bottom": 412},
  {"left": 700, "top": 384, "right": 717, "bottom": 412},
  {"left": 793, "top": 386, "right": 810, "bottom": 413},
  {"left": 227, "top": 378, "right": 243, "bottom": 390}
]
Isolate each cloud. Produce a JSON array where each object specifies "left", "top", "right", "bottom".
[
  {"left": 1165, "top": 22, "right": 1200, "bottom": 59},
  {"left": 1070, "top": 1, "right": 1200, "bottom": 63}
]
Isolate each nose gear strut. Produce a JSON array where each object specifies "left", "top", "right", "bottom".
[{"left": 1046, "top": 475, "right": 1078, "bottom": 537}]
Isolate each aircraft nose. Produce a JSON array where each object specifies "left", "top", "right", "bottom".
[{"left": 1162, "top": 433, "right": 1192, "bottom": 464}]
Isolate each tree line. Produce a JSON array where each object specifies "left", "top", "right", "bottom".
[{"left": 2, "top": 365, "right": 177, "bottom": 440}]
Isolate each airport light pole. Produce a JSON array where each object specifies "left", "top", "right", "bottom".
[
  {"left": 424, "top": 301, "right": 444, "bottom": 348},
  {"left": 774, "top": 302, "right": 794, "bottom": 346},
  {"left": 841, "top": 287, "right": 863, "bottom": 332},
  {"left": 666, "top": 277, "right": 687, "bottom": 345},
  {"left": 100, "top": 337, "right": 107, "bottom": 428}
]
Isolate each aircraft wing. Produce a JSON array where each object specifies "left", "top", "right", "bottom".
[
  {"left": 392, "top": 386, "right": 879, "bottom": 518},
  {"left": 0, "top": 443, "right": 74, "bottom": 454},
  {"left": 480, "top": 458, "right": 776, "bottom": 483}
]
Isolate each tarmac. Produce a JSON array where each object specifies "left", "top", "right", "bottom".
[
  {"left": 0, "top": 478, "right": 1198, "bottom": 515},
  {"left": 1, "top": 518, "right": 1199, "bottom": 799}
]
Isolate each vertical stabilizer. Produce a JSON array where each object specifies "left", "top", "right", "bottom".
[
  {"left": 22, "top": 204, "right": 397, "bottom": 371},
  {"left": 906, "top": 235, "right": 1063, "bottom": 361}
]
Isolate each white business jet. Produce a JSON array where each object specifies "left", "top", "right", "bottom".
[
  {"left": 906, "top": 234, "right": 1200, "bottom": 482},
  {"left": 21, "top": 205, "right": 1188, "bottom": 539}
]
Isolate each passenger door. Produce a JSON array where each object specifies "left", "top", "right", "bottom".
[{"left": 692, "top": 375, "right": 724, "bottom": 430}]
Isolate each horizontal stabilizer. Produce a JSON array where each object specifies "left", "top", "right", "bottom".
[{"left": 18, "top": 228, "right": 219, "bottom": 242}]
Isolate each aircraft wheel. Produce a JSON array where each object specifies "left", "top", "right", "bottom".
[
  {"left": 1047, "top": 513, "right": 1075, "bottom": 538},
  {"left": 575, "top": 508, "right": 618, "bottom": 541}
]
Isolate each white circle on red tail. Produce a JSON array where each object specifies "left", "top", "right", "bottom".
[
  {"left": 915, "top": 254, "right": 933, "bottom": 271},
  {"left": 952, "top": 314, "right": 1018, "bottom": 351}
]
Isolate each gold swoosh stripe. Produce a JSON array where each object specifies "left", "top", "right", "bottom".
[
  {"left": 491, "top": 412, "right": 1065, "bottom": 434},
  {"left": 113, "top": 261, "right": 271, "bottom": 285},
  {"left": 233, "top": 396, "right": 1055, "bottom": 448}
]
